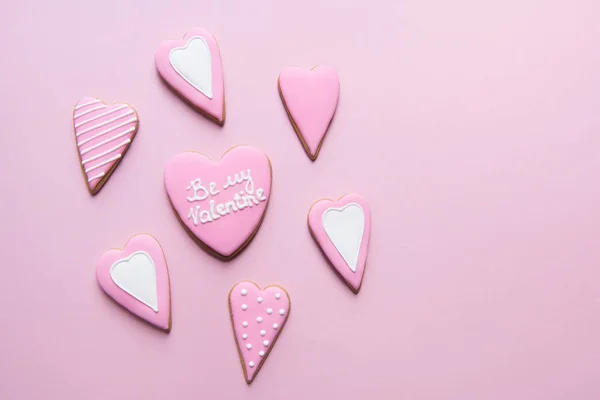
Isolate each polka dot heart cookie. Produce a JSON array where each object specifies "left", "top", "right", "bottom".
[{"left": 229, "top": 281, "right": 290, "bottom": 384}]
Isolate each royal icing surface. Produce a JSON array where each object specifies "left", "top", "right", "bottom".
[
  {"left": 96, "top": 234, "right": 171, "bottom": 331},
  {"left": 278, "top": 66, "right": 340, "bottom": 160},
  {"left": 155, "top": 28, "right": 225, "bottom": 124},
  {"left": 229, "top": 281, "right": 290, "bottom": 384},
  {"left": 164, "top": 146, "right": 272, "bottom": 258},
  {"left": 73, "top": 97, "right": 139, "bottom": 194},
  {"left": 308, "top": 194, "right": 371, "bottom": 293}
]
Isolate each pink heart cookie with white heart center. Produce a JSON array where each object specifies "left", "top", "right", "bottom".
[
  {"left": 164, "top": 146, "right": 272, "bottom": 259},
  {"left": 229, "top": 281, "right": 291, "bottom": 384},
  {"left": 308, "top": 194, "right": 371, "bottom": 293},
  {"left": 96, "top": 234, "right": 171, "bottom": 332},
  {"left": 73, "top": 97, "right": 139, "bottom": 195},
  {"left": 278, "top": 66, "right": 340, "bottom": 160},
  {"left": 155, "top": 28, "right": 225, "bottom": 125}
]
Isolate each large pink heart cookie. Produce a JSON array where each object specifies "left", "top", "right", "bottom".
[
  {"left": 164, "top": 146, "right": 272, "bottom": 259},
  {"left": 278, "top": 66, "right": 340, "bottom": 160},
  {"left": 155, "top": 28, "right": 226, "bottom": 125},
  {"left": 96, "top": 234, "right": 171, "bottom": 332},
  {"left": 73, "top": 97, "right": 139, "bottom": 195},
  {"left": 308, "top": 194, "right": 371, "bottom": 293},
  {"left": 229, "top": 281, "right": 291, "bottom": 384}
]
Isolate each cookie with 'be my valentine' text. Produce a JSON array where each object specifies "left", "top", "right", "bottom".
[
  {"left": 229, "top": 281, "right": 291, "bottom": 384},
  {"left": 308, "top": 194, "right": 371, "bottom": 293},
  {"left": 164, "top": 146, "right": 272, "bottom": 259},
  {"left": 96, "top": 234, "right": 172, "bottom": 332},
  {"left": 73, "top": 97, "right": 139, "bottom": 195},
  {"left": 155, "top": 28, "right": 226, "bottom": 125}
]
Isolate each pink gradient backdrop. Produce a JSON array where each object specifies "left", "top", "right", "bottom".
[{"left": 1, "top": 1, "right": 600, "bottom": 399}]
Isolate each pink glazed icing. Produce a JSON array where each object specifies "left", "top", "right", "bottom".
[
  {"left": 308, "top": 193, "right": 371, "bottom": 293},
  {"left": 278, "top": 66, "right": 339, "bottom": 160},
  {"left": 155, "top": 28, "right": 225, "bottom": 125},
  {"left": 164, "top": 146, "right": 272, "bottom": 259},
  {"left": 229, "top": 281, "right": 291, "bottom": 384},
  {"left": 96, "top": 234, "right": 171, "bottom": 332},
  {"left": 73, "top": 97, "right": 139, "bottom": 194}
]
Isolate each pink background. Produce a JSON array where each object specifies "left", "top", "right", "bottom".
[{"left": 1, "top": 1, "right": 600, "bottom": 398}]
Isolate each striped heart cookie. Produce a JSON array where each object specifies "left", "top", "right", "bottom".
[{"left": 73, "top": 97, "right": 139, "bottom": 195}]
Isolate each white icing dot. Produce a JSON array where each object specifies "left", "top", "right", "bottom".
[
  {"left": 260, "top": 330, "right": 266, "bottom": 336},
  {"left": 275, "top": 293, "right": 281, "bottom": 299},
  {"left": 279, "top": 309, "right": 285, "bottom": 316},
  {"left": 259, "top": 350, "right": 265, "bottom": 357},
  {"left": 249, "top": 361, "right": 255, "bottom": 368},
  {"left": 273, "top": 323, "right": 279, "bottom": 329},
  {"left": 241, "top": 304, "right": 248, "bottom": 311},
  {"left": 241, "top": 288, "right": 248, "bottom": 296},
  {"left": 242, "top": 334, "right": 248, "bottom": 340},
  {"left": 256, "top": 317, "right": 263, "bottom": 323},
  {"left": 266, "top": 308, "right": 273, "bottom": 315},
  {"left": 263, "top": 340, "right": 270, "bottom": 346},
  {"left": 257, "top": 297, "right": 263, "bottom": 303},
  {"left": 246, "top": 344, "right": 252, "bottom": 350},
  {"left": 242, "top": 321, "right": 248, "bottom": 327}
]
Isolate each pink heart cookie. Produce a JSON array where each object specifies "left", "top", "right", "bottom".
[
  {"left": 308, "top": 194, "right": 371, "bottom": 293},
  {"left": 96, "top": 234, "right": 171, "bottom": 332},
  {"left": 164, "top": 146, "right": 272, "bottom": 259},
  {"left": 229, "top": 281, "right": 291, "bottom": 384},
  {"left": 278, "top": 66, "right": 340, "bottom": 160},
  {"left": 73, "top": 97, "right": 139, "bottom": 195},
  {"left": 155, "top": 28, "right": 226, "bottom": 125}
]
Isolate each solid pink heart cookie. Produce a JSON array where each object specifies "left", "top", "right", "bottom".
[
  {"left": 229, "top": 281, "right": 291, "bottom": 384},
  {"left": 73, "top": 97, "right": 139, "bottom": 195},
  {"left": 155, "top": 28, "right": 225, "bottom": 125},
  {"left": 96, "top": 234, "right": 171, "bottom": 332},
  {"left": 164, "top": 146, "right": 272, "bottom": 259},
  {"left": 278, "top": 66, "right": 340, "bottom": 160},
  {"left": 308, "top": 194, "right": 371, "bottom": 293}
]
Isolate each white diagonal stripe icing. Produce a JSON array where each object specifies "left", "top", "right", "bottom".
[
  {"left": 81, "top": 139, "right": 131, "bottom": 165},
  {"left": 74, "top": 99, "right": 101, "bottom": 110},
  {"left": 322, "top": 203, "right": 365, "bottom": 272},
  {"left": 110, "top": 252, "right": 159, "bottom": 312},
  {"left": 75, "top": 104, "right": 128, "bottom": 128},
  {"left": 169, "top": 36, "right": 213, "bottom": 99},
  {"left": 73, "top": 99, "right": 138, "bottom": 191}
]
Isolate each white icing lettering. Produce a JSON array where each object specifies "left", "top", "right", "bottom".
[
  {"left": 199, "top": 209, "right": 213, "bottom": 223},
  {"left": 234, "top": 193, "right": 246, "bottom": 210},
  {"left": 187, "top": 178, "right": 209, "bottom": 201},
  {"left": 184, "top": 169, "right": 268, "bottom": 225},
  {"left": 188, "top": 206, "right": 200, "bottom": 225},
  {"left": 209, "top": 200, "right": 220, "bottom": 220},
  {"left": 209, "top": 181, "right": 219, "bottom": 195},
  {"left": 223, "top": 169, "right": 254, "bottom": 194}
]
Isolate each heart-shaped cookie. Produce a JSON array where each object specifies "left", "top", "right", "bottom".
[
  {"left": 308, "top": 194, "right": 371, "bottom": 293},
  {"left": 278, "top": 66, "right": 340, "bottom": 160},
  {"left": 164, "top": 146, "right": 272, "bottom": 259},
  {"left": 155, "top": 28, "right": 225, "bottom": 125},
  {"left": 96, "top": 234, "right": 171, "bottom": 332},
  {"left": 229, "top": 281, "right": 291, "bottom": 384},
  {"left": 73, "top": 97, "right": 139, "bottom": 195}
]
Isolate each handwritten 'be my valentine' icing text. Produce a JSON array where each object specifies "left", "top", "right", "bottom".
[{"left": 186, "top": 169, "right": 267, "bottom": 225}]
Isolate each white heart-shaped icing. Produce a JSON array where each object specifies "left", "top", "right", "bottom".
[
  {"left": 322, "top": 203, "right": 365, "bottom": 272},
  {"left": 110, "top": 252, "right": 159, "bottom": 312},
  {"left": 169, "top": 36, "right": 213, "bottom": 99}
]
